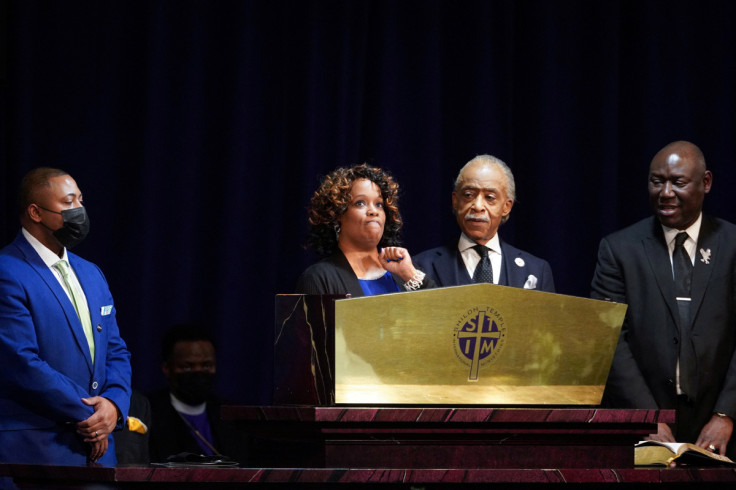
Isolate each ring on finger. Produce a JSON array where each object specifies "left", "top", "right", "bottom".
[{"left": 94, "top": 431, "right": 98, "bottom": 438}]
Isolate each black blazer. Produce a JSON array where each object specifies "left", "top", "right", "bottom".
[
  {"left": 114, "top": 390, "right": 151, "bottom": 465},
  {"left": 295, "top": 249, "right": 435, "bottom": 296},
  {"left": 591, "top": 215, "right": 736, "bottom": 444}
]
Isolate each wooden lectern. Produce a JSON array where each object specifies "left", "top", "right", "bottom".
[{"left": 252, "top": 286, "right": 671, "bottom": 470}]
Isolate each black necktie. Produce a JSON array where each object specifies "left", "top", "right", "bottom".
[
  {"left": 674, "top": 232, "right": 693, "bottom": 298},
  {"left": 673, "top": 232, "right": 696, "bottom": 398},
  {"left": 472, "top": 244, "right": 494, "bottom": 284}
]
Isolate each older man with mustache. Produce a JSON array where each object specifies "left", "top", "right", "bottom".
[{"left": 414, "top": 155, "right": 555, "bottom": 292}]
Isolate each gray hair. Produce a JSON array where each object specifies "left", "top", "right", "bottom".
[{"left": 454, "top": 154, "right": 516, "bottom": 202}]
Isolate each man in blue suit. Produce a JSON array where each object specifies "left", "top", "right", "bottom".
[
  {"left": 0, "top": 168, "right": 131, "bottom": 466},
  {"left": 414, "top": 155, "right": 555, "bottom": 292}
]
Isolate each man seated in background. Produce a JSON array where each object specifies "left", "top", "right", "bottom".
[{"left": 148, "top": 323, "right": 249, "bottom": 464}]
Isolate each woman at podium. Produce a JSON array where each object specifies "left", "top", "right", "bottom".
[{"left": 296, "top": 164, "right": 434, "bottom": 296}]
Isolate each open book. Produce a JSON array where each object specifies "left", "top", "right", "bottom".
[{"left": 635, "top": 441, "right": 736, "bottom": 467}]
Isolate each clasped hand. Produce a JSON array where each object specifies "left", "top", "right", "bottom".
[{"left": 76, "top": 396, "right": 119, "bottom": 462}]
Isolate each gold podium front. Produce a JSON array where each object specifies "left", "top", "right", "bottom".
[{"left": 334, "top": 284, "right": 626, "bottom": 405}]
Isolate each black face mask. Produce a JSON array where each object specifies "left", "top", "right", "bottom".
[
  {"left": 39, "top": 206, "right": 90, "bottom": 249},
  {"left": 172, "top": 372, "right": 215, "bottom": 405}
]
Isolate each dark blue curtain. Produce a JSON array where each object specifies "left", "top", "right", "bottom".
[{"left": 2, "top": 0, "right": 735, "bottom": 403}]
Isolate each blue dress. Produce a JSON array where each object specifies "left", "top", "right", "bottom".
[{"left": 358, "top": 271, "right": 402, "bottom": 296}]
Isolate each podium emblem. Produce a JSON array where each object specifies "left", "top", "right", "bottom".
[{"left": 453, "top": 306, "right": 507, "bottom": 381}]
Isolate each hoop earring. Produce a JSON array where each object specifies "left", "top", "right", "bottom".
[{"left": 334, "top": 224, "right": 341, "bottom": 242}]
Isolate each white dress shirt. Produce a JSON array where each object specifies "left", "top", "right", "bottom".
[{"left": 458, "top": 233, "right": 502, "bottom": 284}]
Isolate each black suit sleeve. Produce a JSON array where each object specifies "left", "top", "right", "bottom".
[
  {"left": 396, "top": 272, "right": 435, "bottom": 291},
  {"left": 715, "top": 348, "right": 736, "bottom": 419},
  {"left": 591, "top": 237, "right": 658, "bottom": 408},
  {"left": 539, "top": 259, "right": 555, "bottom": 293}
]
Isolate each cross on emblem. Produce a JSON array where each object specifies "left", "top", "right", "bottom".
[{"left": 456, "top": 310, "right": 501, "bottom": 381}]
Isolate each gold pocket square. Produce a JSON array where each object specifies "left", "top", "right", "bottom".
[{"left": 126, "top": 416, "right": 148, "bottom": 434}]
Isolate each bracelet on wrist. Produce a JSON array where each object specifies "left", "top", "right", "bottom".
[{"left": 404, "top": 270, "right": 425, "bottom": 291}]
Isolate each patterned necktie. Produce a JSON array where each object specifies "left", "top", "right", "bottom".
[
  {"left": 472, "top": 244, "right": 494, "bottom": 284},
  {"left": 673, "top": 232, "right": 696, "bottom": 398},
  {"left": 54, "top": 260, "right": 95, "bottom": 361}
]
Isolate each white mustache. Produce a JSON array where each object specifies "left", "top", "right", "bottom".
[{"left": 465, "top": 214, "right": 490, "bottom": 222}]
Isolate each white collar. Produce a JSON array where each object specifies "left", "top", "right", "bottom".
[
  {"left": 661, "top": 213, "right": 702, "bottom": 246},
  {"left": 458, "top": 232, "right": 501, "bottom": 255},
  {"left": 170, "top": 392, "right": 207, "bottom": 415},
  {"left": 21, "top": 227, "right": 68, "bottom": 267}
]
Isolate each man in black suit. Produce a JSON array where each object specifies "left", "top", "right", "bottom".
[
  {"left": 591, "top": 140, "right": 736, "bottom": 456},
  {"left": 414, "top": 154, "right": 555, "bottom": 292},
  {"left": 148, "top": 324, "right": 248, "bottom": 464}
]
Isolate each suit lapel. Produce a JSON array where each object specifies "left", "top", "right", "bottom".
[
  {"left": 331, "top": 250, "right": 364, "bottom": 297},
  {"left": 642, "top": 226, "right": 680, "bottom": 328},
  {"left": 690, "top": 217, "right": 718, "bottom": 329},
  {"left": 450, "top": 248, "right": 472, "bottom": 286},
  {"left": 429, "top": 247, "right": 471, "bottom": 286},
  {"left": 500, "top": 243, "right": 521, "bottom": 288},
  {"left": 16, "top": 236, "right": 94, "bottom": 372}
]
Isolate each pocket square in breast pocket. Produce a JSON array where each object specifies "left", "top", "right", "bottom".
[
  {"left": 127, "top": 416, "right": 148, "bottom": 434},
  {"left": 523, "top": 275, "right": 538, "bottom": 289}
]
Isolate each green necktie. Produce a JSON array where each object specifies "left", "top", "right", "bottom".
[{"left": 54, "top": 260, "right": 95, "bottom": 361}]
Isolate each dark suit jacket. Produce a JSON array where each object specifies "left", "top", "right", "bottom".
[
  {"left": 0, "top": 231, "right": 131, "bottom": 465},
  {"left": 413, "top": 238, "right": 555, "bottom": 292},
  {"left": 296, "top": 249, "right": 435, "bottom": 296},
  {"left": 148, "top": 390, "right": 249, "bottom": 465},
  {"left": 591, "top": 215, "right": 736, "bottom": 445},
  {"left": 114, "top": 390, "right": 151, "bottom": 465}
]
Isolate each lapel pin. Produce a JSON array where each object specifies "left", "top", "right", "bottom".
[
  {"left": 699, "top": 248, "right": 711, "bottom": 264},
  {"left": 514, "top": 257, "right": 525, "bottom": 267}
]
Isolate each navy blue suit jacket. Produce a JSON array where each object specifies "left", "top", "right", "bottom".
[
  {"left": 0, "top": 231, "right": 131, "bottom": 465},
  {"left": 413, "top": 238, "right": 555, "bottom": 292}
]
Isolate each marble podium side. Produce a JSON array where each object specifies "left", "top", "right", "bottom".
[
  {"left": 3, "top": 464, "right": 736, "bottom": 489},
  {"left": 222, "top": 406, "right": 674, "bottom": 469}
]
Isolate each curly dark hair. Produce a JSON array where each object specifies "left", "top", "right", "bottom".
[{"left": 306, "top": 164, "right": 402, "bottom": 257}]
